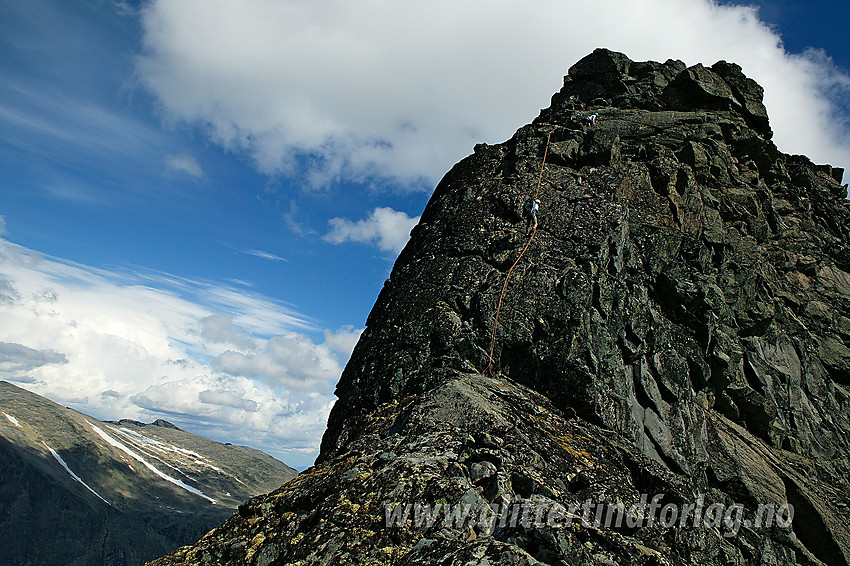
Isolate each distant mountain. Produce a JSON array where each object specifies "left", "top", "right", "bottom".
[{"left": 0, "top": 380, "right": 297, "bottom": 566}]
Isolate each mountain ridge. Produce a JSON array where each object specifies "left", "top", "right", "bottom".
[
  {"left": 0, "top": 379, "right": 297, "bottom": 566},
  {"left": 150, "top": 49, "right": 850, "bottom": 566}
]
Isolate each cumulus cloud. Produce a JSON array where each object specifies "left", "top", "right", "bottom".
[
  {"left": 323, "top": 326, "right": 364, "bottom": 359},
  {"left": 137, "top": 0, "right": 850, "bottom": 191},
  {"left": 0, "top": 342, "right": 68, "bottom": 375},
  {"left": 0, "top": 238, "right": 355, "bottom": 467},
  {"left": 196, "top": 313, "right": 257, "bottom": 350},
  {"left": 164, "top": 153, "right": 203, "bottom": 177},
  {"left": 212, "top": 333, "right": 342, "bottom": 393},
  {"left": 198, "top": 389, "right": 259, "bottom": 411},
  {"left": 130, "top": 374, "right": 333, "bottom": 448},
  {"left": 325, "top": 207, "right": 420, "bottom": 255},
  {"left": 0, "top": 280, "right": 19, "bottom": 305}
]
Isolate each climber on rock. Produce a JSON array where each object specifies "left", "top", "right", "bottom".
[
  {"left": 584, "top": 112, "right": 598, "bottom": 128},
  {"left": 524, "top": 198, "right": 540, "bottom": 235}
]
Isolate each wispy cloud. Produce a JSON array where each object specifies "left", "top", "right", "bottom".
[
  {"left": 164, "top": 153, "right": 203, "bottom": 177},
  {"left": 44, "top": 181, "right": 105, "bottom": 205},
  {"left": 0, "top": 90, "right": 166, "bottom": 171},
  {"left": 325, "top": 207, "right": 419, "bottom": 255},
  {"left": 242, "top": 249, "right": 288, "bottom": 262},
  {"left": 137, "top": 0, "right": 850, "bottom": 191},
  {"left": 0, "top": 84, "right": 195, "bottom": 206},
  {"left": 0, "top": 238, "right": 359, "bottom": 468}
]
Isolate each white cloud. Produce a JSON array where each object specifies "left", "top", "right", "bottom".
[
  {"left": 195, "top": 283, "right": 312, "bottom": 336},
  {"left": 0, "top": 279, "right": 19, "bottom": 305},
  {"left": 0, "top": 215, "right": 6, "bottom": 236},
  {"left": 130, "top": 374, "right": 334, "bottom": 451},
  {"left": 164, "top": 153, "right": 203, "bottom": 177},
  {"left": 136, "top": 0, "right": 850, "bottom": 191},
  {"left": 212, "top": 333, "right": 341, "bottom": 393},
  {"left": 0, "top": 342, "right": 67, "bottom": 374},
  {"left": 242, "top": 249, "right": 288, "bottom": 262},
  {"left": 0, "top": 238, "right": 355, "bottom": 468},
  {"left": 325, "top": 207, "right": 420, "bottom": 255},
  {"left": 196, "top": 313, "right": 257, "bottom": 350},
  {"left": 198, "top": 388, "right": 259, "bottom": 411},
  {"left": 323, "top": 326, "right": 363, "bottom": 359}
]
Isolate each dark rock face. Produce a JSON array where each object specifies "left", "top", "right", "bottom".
[{"left": 150, "top": 49, "right": 850, "bottom": 566}]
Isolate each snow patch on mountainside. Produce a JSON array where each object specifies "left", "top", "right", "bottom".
[
  {"left": 3, "top": 412, "right": 22, "bottom": 427},
  {"left": 110, "top": 425, "right": 245, "bottom": 484},
  {"left": 87, "top": 421, "right": 217, "bottom": 504},
  {"left": 43, "top": 441, "right": 110, "bottom": 505},
  {"left": 110, "top": 427, "right": 194, "bottom": 477}
]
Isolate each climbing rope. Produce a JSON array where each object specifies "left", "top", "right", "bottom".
[{"left": 485, "top": 128, "right": 554, "bottom": 376}]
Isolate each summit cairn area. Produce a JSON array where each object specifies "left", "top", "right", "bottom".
[{"left": 150, "top": 49, "right": 850, "bottom": 566}]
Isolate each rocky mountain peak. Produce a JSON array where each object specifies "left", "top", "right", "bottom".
[
  {"left": 150, "top": 50, "right": 850, "bottom": 566},
  {"left": 320, "top": 49, "right": 846, "bottom": 467},
  {"left": 550, "top": 48, "right": 770, "bottom": 135}
]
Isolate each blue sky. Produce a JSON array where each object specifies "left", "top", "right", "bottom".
[{"left": 1, "top": 0, "right": 848, "bottom": 469}]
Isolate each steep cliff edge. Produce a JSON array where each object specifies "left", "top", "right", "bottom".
[{"left": 150, "top": 49, "right": 850, "bottom": 566}]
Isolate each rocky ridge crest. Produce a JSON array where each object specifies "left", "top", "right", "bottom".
[{"left": 150, "top": 49, "right": 850, "bottom": 566}]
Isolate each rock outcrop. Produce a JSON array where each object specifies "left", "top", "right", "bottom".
[{"left": 150, "top": 49, "right": 850, "bottom": 566}]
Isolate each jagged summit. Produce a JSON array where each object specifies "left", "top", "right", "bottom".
[
  {"left": 107, "top": 418, "right": 185, "bottom": 431},
  {"left": 321, "top": 48, "right": 847, "bottom": 465},
  {"left": 545, "top": 48, "right": 771, "bottom": 136},
  {"left": 151, "top": 50, "right": 850, "bottom": 566}
]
